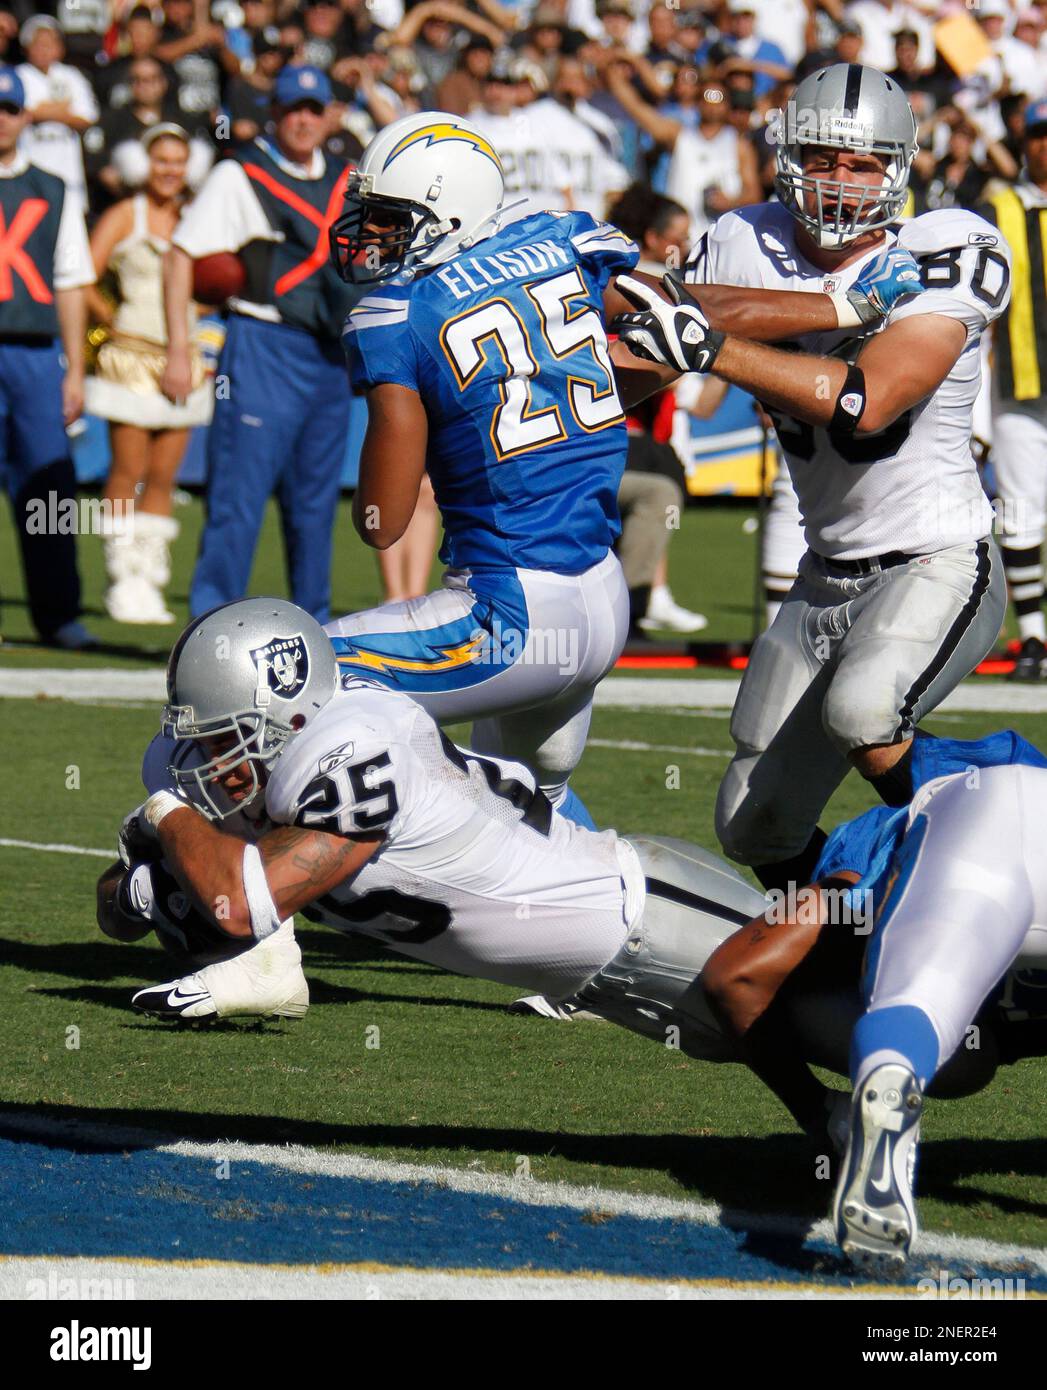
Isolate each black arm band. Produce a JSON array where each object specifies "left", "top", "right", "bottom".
[{"left": 829, "top": 365, "right": 867, "bottom": 435}]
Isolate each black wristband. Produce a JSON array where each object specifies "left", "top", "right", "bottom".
[{"left": 829, "top": 364, "right": 867, "bottom": 435}]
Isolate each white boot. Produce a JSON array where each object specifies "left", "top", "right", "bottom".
[
  {"left": 101, "top": 510, "right": 176, "bottom": 625},
  {"left": 135, "top": 511, "right": 179, "bottom": 588}
]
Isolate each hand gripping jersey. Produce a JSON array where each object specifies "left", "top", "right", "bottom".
[
  {"left": 259, "top": 679, "right": 640, "bottom": 997},
  {"left": 685, "top": 204, "right": 1012, "bottom": 560},
  {"left": 343, "top": 209, "right": 638, "bottom": 576}
]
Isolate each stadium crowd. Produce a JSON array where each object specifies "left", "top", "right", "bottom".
[{"left": 1, "top": 0, "right": 1046, "bottom": 657}]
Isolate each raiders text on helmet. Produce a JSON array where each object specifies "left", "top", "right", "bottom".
[
  {"left": 163, "top": 598, "right": 338, "bottom": 819},
  {"left": 771, "top": 64, "right": 918, "bottom": 250},
  {"left": 329, "top": 112, "right": 507, "bottom": 285}
]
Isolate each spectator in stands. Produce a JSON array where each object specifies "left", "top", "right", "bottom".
[
  {"left": 0, "top": 63, "right": 96, "bottom": 649},
  {"left": 85, "top": 55, "right": 212, "bottom": 213},
  {"left": 711, "top": 0, "right": 791, "bottom": 100},
  {"left": 912, "top": 104, "right": 1017, "bottom": 210},
  {"left": 299, "top": 0, "right": 352, "bottom": 73},
  {"left": 86, "top": 124, "right": 210, "bottom": 626},
  {"left": 225, "top": 38, "right": 290, "bottom": 144},
  {"left": 389, "top": 1, "right": 504, "bottom": 104},
  {"left": 155, "top": 0, "right": 239, "bottom": 123},
  {"left": 436, "top": 34, "right": 494, "bottom": 114},
  {"left": 844, "top": 0, "right": 934, "bottom": 73},
  {"left": 608, "top": 184, "right": 708, "bottom": 637},
  {"left": 886, "top": 28, "right": 953, "bottom": 121},
  {"left": 97, "top": 6, "right": 169, "bottom": 111},
  {"left": 161, "top": 65, "right": 360, "bottom": 624},
  {"left": 602, "top": 54, "right": 760, "bottom": 237},
  {"left": 16, "top": 15, "right": 98, "bottom": 217},
  {"left": 645, "top": 3, "right": 689, "bottom": 67}
]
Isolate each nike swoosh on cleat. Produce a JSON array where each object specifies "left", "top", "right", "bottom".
[
  {"left": 165, "top": 988, "right": 211, "bottom": 1008},
  {"left": 870, "top": 1144, "right": 894, "bottom": 1195}
]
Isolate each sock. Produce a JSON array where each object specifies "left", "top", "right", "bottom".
[
  {"left": 865, "top": 741, "right": 915, "bottom": 807},
  {"left": 1002, "top": 544, "right": 1045, "bottom": 642},
  {"left": 752, "top": 826, "right": 828, "bottom": 894},
  {"left": 851, "top": 1005, "right": 939, "bottom": 1090},
  {"left": 628, "top": 585, "right": 651, "bottom": 628},
  {"left": 555, "top": 787, "right": 597, "bottom": 831}
]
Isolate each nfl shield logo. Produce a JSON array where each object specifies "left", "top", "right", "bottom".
[{"left": 250, "top": 635, "right": 309, "bottom": 699}]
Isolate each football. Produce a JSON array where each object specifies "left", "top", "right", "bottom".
[{"left": 192, "top": 251, "right": 247, "bottom": 306}]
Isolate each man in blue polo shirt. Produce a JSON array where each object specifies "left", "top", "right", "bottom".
[
  {"left": 0, "top": 64, "right": 96, "bottom": 648},
  {"left": 162, "top": 65, "right": 361, "bottom": 625}
]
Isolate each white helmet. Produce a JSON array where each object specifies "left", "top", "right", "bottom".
[
  {"left": 772, "top": 64, "right": 918, "bottom": 250},
  {"left": 330, "top": 111, "right": 506, "bottom": 284}
]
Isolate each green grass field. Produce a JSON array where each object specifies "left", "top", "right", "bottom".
[{"left": 2, "top": 499, "right": 1045, "bottom": 1251}]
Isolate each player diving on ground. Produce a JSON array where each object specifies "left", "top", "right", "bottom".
[{"left": 98, "top": 601, "right": 1047, "bottom": 1275}]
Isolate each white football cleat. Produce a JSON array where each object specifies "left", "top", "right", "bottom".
[
  {"left": 638, "top": 585, "right": 708, "bottom": 634},
  {"left": 833, "top": 1063, "right": 923, "bottom": 1275},
  {"left": 132, "top": 921, "right": 309, "bottom": 1021}
]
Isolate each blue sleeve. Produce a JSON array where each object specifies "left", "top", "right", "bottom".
[
  {"left": 565, "top": 211, "right": 639, "bottom": 295},
  {"left": 910, "top": 730, "right": 1047, "bottom": 789},
  {"left": 341, "top": 288, "right": 420, "bottom": 394},
  {"left": 815, "top": 805, "right": 906, "bottom": 882}
]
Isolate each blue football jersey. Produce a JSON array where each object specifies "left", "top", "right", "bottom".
[
  {"left": 815, "top": 730, "right": 1047, "bottom": 898},
  {"left": 342, "top": 210, "right": 638, "bottom": 575}
]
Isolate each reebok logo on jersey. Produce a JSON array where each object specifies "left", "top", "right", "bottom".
[
  {"left": 250, "top": 635, "right": 309, "bottom": 700},
  {"left": 968, "top": 232, "right": 998, "bottom": 246},
  {"left": 319, "top": 742, "right": 356, "bottom": 774}
]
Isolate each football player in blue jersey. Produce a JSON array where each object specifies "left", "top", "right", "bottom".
[
  {"left": 700, "top": 728, "right": 1047, "bottom": 1273},
  {"left": 325, "top": 112, "right": 643, "bottom": 828}
]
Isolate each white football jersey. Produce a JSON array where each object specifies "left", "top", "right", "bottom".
[
  {"left": 145, "top": 680, "right": 639, "bottom": 998},
  {"left": 472, "top": 99, "right": 629, "bottom": 221},
  {"left": 685, "top": 203, "right": 1012, "bottom": 559}
]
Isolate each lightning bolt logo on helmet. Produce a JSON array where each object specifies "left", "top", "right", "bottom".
[
  {"left": 329, "top": 110, "right": 508, "bottom": 285},
  {"left": 381, "top": 121, "right": 503, "bottom": 175}
]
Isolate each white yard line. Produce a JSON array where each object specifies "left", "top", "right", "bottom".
[
  {"left": 3, "top": 1111, "right": 1044, "bottom": 1277},
  {"left": 4, "top": 667, "right": 1047, "bottom": 714},
  {"left": 0, "top": 837, "right": 112, "bottom": 859}
]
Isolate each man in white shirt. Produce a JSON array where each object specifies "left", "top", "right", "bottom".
[{"left": 16, "top": 15, "right": 98, "bottom": 219}]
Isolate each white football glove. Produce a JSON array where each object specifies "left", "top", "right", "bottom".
[{"left": 612, "top": 271, "right": 725, "bottom": 374}]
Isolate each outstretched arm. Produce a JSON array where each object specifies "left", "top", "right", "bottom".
[{"left": 150, "top": 802, "right": 381, "bottom": 938}]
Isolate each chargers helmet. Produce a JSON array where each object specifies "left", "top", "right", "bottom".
[
  {"left": 329, "top": 111, "right": 507, "bottom": 284},
  {"left": 163, "top": 598, "right": 337, "bottom": 820},
  {"left": 773, "top": 64, "right": 918, "bottom": 250}
]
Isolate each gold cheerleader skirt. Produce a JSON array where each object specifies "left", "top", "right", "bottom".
[{"left": 85, "top": 332, "right": 214, "bottom": 430}]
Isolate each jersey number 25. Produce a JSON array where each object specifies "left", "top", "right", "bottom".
[{"left": 439, "top": 268, "right": 624, "bottom": 460}]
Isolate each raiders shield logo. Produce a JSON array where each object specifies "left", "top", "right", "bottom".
[{"left": 250, "top": 635, "right": 309, "bottom": 699}]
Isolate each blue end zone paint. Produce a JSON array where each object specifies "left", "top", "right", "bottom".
[{"left": 1, "top": 1130, "right": 1043, "bottom": 1292}]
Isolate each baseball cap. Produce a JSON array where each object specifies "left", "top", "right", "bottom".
[
  {"left": 273, "top": 64, "right": 332, "bottom": 107},
  {"left": 1025, "top": 97, "right": 1047, "bottom": 135},
  {"left": 727, "top": 0, "right": 756, "bottom": 13},
  {"left": 0, "top": 65, "right": 25, "bottom": 111},
  {"left": 20, "top": 14, "right": 62, "bottom": 46}
]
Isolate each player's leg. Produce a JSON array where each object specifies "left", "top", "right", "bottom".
[
  {"left": 189, "top": 318, "right": 294, "bottom": 618},
  {"left": 761, "top": 468, "right": 806, "bottom": 630},
  {"left": 993, "top": 410, "right": 1047, "bottom": 678},
  {"left": 327, "top": 553, "right": 629, "bottom": 815},
  {"left": 714, "top": 561, "right": 849, "bottom": 888},
  {"left": 834, "top": 764, "right": 1040, "bottom": 1269},
  {"left": 277, "top": 339, "right": 351, "bottom": 625},
  {"left": 825, "top": 539, "right": 1006, "bottom": 806}
]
